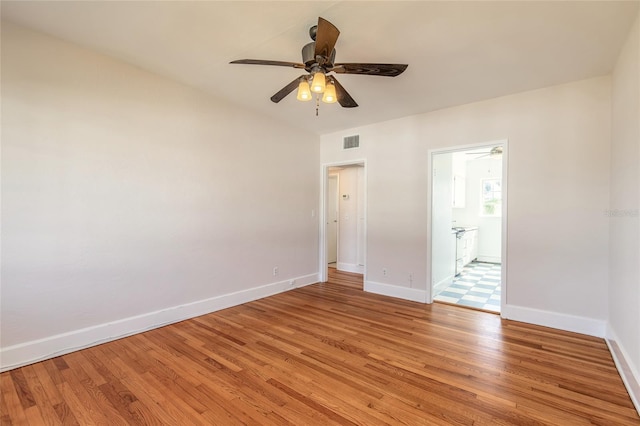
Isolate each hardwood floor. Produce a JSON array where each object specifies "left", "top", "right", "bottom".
[{"left": 2, "top": 269, "right": 638, "bottom": 425}]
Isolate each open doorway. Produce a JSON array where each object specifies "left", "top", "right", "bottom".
[
  {"left": 320, "top": 161, "right": 366, "bottom": 282},
  {"left": 430, "top": 142, "right": 507, "bottom": 314},
  {"left": 327, "top": 173, "right": 339, "bottom": 269}
]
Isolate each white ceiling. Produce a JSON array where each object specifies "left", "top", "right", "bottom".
[{"left": 2, "top": 1, "right": 638, "bottom": 135}]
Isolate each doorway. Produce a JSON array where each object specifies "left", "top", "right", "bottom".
[
  {"left": 429, "top": 142, "right": 507, "bottom": 314},
  {"left": 320, "top": 161, "right": 366, "bottom": 282},
  {"left": 327, "top": 174, "right": 339, "bottom": 268}
]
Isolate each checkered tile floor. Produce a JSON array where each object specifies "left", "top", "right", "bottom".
[{"left": 434, "top": 261, "right": 501, "bottom": 312}]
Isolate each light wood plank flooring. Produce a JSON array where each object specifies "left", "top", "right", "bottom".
[{"left": 2, "top": 269, "right": 638, "bottom": 425}]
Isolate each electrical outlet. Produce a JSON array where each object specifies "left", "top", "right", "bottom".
[
  {"left": 408, "top": 273, "right": 413, "bottom": 286},
  {"left": 273, "top": 266, "right": 278, "bottom": 276},
  {"left": 382, "top": 268, "right": 387, "bottom": 276},
  {"left": 289, "top": 279, "right": 295, "bottom": 287}
]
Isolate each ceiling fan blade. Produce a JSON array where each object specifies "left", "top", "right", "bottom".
[
  {"left": 466, "top": 147, "right": 503, "bottom": 157},
  {"left": 314, "top": 17, "right": 340, "bottom": 61},
  {"left": 331, "top": 63, "right": 408, "bottom": 77},
  {"left": 270, "top": 76, "right": 305, "bottom": 103},
  {"left": 230, "top": 59, "right": 305, "bottom": 69},
  {"left": 330, "top": 76, "right": 358, "bottom": 108}
]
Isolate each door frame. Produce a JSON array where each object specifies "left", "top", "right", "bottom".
[
  {"left": 427, "top": 140, "right": 508, "bottom": 315},
  {"left": 319, "top": 159, "right": 367, "bottom": 282}
]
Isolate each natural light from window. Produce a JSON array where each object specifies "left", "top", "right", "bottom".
[{"left": 481, "top": 178, "right": 502, "bottom": 216}]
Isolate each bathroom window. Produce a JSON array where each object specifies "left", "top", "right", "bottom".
[{"left": 481, "top": 179, "right": 502, "bottom": 216}]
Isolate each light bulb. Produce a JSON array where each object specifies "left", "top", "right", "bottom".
[
  {"left": 296, "top": 79, "right": 312, "bottom": 101},
  {"left": 311, "top": 72, "right": 326, "bottom": 93},
  {"left": 322, "top": 80, "right": 337, "bottom": 104}
]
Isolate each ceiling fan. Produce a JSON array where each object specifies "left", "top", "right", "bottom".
[
  {"left": 466, "top": 146, "right": 503, "bottom": 159},
  {"left": 230, "top": 17, "right": 408, "bottom": 109}
]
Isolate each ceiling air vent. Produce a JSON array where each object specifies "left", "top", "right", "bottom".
[{"left": 343, "top": 135, "right": 360, "bottom": 150}]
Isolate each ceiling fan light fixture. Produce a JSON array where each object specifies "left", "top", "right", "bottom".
[
  {"left": 296, "top": 78, "right": 312, "bottom": 101},
  {"left": 230, "top": 17, "right": 406, "bottom": 109},
  {"left": 311, "top": 72, "right": 326, "bottom": 93},
  {"left": 322, "top": 80, "right": 337, "bottom": 103}
]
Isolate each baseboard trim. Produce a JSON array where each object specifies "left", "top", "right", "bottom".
[
  {"left": 501, "top": 304, "right": 606, "bottom": 337},
  {"left": 606, "top": 326, "right": 640, "bottom": 416},
  {"left": 433, "top": 275, "right": 454, "bottom": 295},
  {"left": 0, "top": 273, "right": 319, "bottom": 372},
  {"left": 337, "top": 262, "right": 364, "bottom": 274},
  {"left": 477, "top": 255, "right": 501, "bottom": 263},
  {"left": 364, "top": 280, "right": 427, "bottom": 303}
]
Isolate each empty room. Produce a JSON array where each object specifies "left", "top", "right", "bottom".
[{"left": 1, "top": 1, "right": 639, "bottom": 424}]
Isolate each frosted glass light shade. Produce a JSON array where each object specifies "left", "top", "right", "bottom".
[
  {"left": 311, "top": 72, "right": 326, "bottom": 93},
  {"left": 322, "top": 81, "right": 337, "bottom": 103},
  {"left": 296, "top": 80, "right": 312, "bottom": 101}
]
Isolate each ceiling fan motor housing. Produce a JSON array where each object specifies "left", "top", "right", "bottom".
[{"left": 302, "top": 42, "right": 336, "bottom": 68}]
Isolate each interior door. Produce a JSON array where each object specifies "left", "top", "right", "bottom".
[
  {"left": 327, "top": 174, "right": 339, "bottom": 264},
  {"left": 431, "top": 153, "right": 456, "bottom": 292}
]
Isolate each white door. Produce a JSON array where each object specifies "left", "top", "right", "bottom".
[
  {"left": 327, "top": 174, "right": 339, "bottom": 264},
  {"left": 431, "top": 153, "right": 456, "bottom": 292}
]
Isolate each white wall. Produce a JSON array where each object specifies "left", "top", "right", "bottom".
[
  {"left": 609, "top": 10, "right": 640, "bottom": 411},
  {"left": 321, "top": 76, "right": 611, "bottom": 334},
  {"left": 1, "top": 22, "right": 320, "bottom": 369}
]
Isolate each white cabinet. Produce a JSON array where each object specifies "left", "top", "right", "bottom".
[
  {"left": 466, "top": 229, "right": 478, "bottom": 264},
  {"left": 455, "top": 228, "right": 478, "bottom": 274}
]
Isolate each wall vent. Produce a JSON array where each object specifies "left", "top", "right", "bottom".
[{"left": 343, "top": 135, "right": 360, "bottom": 150}]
